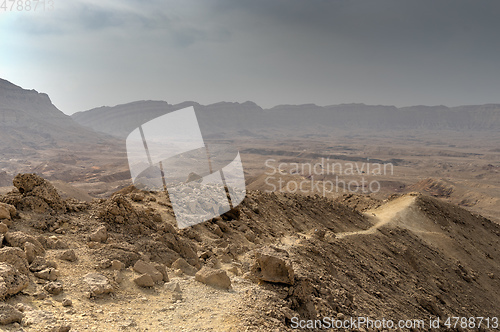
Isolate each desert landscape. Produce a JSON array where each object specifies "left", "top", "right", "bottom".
[{"left": 0, "top": 78, "right": 498, "bottom": 331}]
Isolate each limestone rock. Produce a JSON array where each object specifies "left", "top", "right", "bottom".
[
  {"left": 195, "top": 267, "right": 231, "bottom": 290},
  {"left": 83, "top": 273, "right": 113, "bottom": 296},
  {"left": 133, "top": 260, "right": 163, "bottom": 283},
  {"left": 43, "top": 281, "right": 63, "bottom": 295},
  {"left": 133, "top": 274, "right": 154, "bottom": 287},
  {"left": 251, "top": 246, "right": 294, "bottom": 285},
  {"left": 0, "top": 303, "right": 24, "bottom": 325},
  {"left": 171, "top": 258, "right": 197, "bottom": 276},
  {"left": 5, "top": 231, "right": 45, "bottom": 258},
  {"left": 0, "top": 263, "right": 29, "bottom": 299},
  {"left": 0, "top": 247, "right": 29, "bottom": 274},
  {"left": 0, "top": 202, "right": 16, "bottom": 220},
  {"left": 57, "top": 249, "right": 77, "bottom": 262},
  {"left": 153, "top": 263, "right": 169, "bottom": 282},
  {"left": 12, "top": 174, "right": 65, "bottom": 211},
  {"left": 89, "top": 226, "right": 107, "bottom": 243}
]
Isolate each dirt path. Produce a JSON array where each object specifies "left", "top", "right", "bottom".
[{"left": 336, "top": 195, "right": 417, "bottom": 239}]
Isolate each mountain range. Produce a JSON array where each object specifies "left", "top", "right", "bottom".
[{"left": 72, "top": 100, "right": 500, "bottom": 140}]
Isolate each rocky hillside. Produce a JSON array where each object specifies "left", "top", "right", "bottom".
[
  {"left": 0, "top": 78, "right": 110, "bottom": 153},
  {"left": 0, "top": 174, "right": 498, "bottom": 331},
  {"left": 72, "top": 100, "right": 500, "bottom": 139}
]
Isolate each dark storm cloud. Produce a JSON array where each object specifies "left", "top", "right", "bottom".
[
  {"left": 2, "top": 0, "right": 500, "bottom": 112},
  {"left": 209, "top": 0, "right": 500, "bottom": 56}
]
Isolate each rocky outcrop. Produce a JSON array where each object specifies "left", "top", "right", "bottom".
[{"left": 2, "top": 174, "right": 65, "bottom": 212}]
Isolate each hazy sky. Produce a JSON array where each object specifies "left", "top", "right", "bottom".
[{"left": 1, "top": 0, "right": 500, "bottom": 114}]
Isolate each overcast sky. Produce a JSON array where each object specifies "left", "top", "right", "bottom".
[{"left": 1, "top": 0, "right": 500, "bottom": 114}]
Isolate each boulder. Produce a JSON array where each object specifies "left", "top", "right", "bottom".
[
  {"left": 195, "top": 267, "right": 231, "bottom": 290},
  {"left": 171, "top": 258, "right": 197, "bottom": 276},
  {"left": 110, "top": 260, "right": 125, "bottom": 270},
  {"left": 33, "top": 268, "right": 59, "bottom": 281},
  {"left": 153, "top": 263, "right": 169, "bottom": 282},
  {"left": 0, "top": 247, "right": 29, "bottom": 274},
  {"left": 44, "top": 282, "right": 64, "bottom": 295},
  {"left": 0, "top": 263, "right": 29, "bottom": 299},
  {"left": 251, "top": 246, "right": 294, "bottom": 285},
  {"left": 0, "top": 202, "right": 16, "bottom": 220},
  {"left": 133, "top": 260, "right": 163, "bottom": 283},
  {"left": 5, "top": 232, "right": 45, "bottom": 258},
  {"left": 24, "top": 242, "right": 36, "bottom": 264},
  {"left": 89, "top": 226, "right": 107, "bottom": 243},
  {"left": 133, "top": 274, "right": 154, "bottom": 287},
  {"left": 57, "top": 249, "right": 77, "bottom": 262},
  {"left": 0, "top": 206, "right": 10, "bottom": 220},
  {"left": 83, "top": 273, "right": 113, "bottom": 296},
  {"left": 29, "top": 256, "right": 57, "bottom": 272}
]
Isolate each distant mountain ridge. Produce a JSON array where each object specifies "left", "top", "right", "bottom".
[{"left": 72, "top": 99, "right": 500, "bottom": 139}]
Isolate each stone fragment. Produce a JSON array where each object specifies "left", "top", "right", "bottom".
[
  {"left": 195, "top": 267, "right": 231, "bottom": 290},
  {"left": 133, "top": 274, "right": 154, "bottom": 287}
]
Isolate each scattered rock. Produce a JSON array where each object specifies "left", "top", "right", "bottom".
[
  {"left": 171, "top": 258, "right": 197, "bottom": 276},
  {"left": 62, "top": 299, "right": 72, "bottom": 307},
  {"left": 24, "top": 242, "right": 37, "bottom": 264},
  {"left": 34, "top": 268, "right": 59, "bottom": 281},
  {"left": 165, "top": 281, "right": 181, "bottom": 293},
  {"left": 29, "top": 257, "right": 57, "bottom": 272},
  {"left": 130, "top": 193, "right": 145, "bottom": 202},
  {"left": 251, "top": 246, "right": 294, "bottom": 285},
  {"left": 0, "top": 303, "right": 24, "bottom": 325},
  {"left": 195, "top": 267, "right": 231, "bottom": 290},
  {"left": 58, "top": 249, "right": 77, "bottom": 262},
  {"left": 89, "top": 226, "right": 107, "bottom": 243},
  {"left": 5, "top": 232, "right": 45, "bottom": 258},
  {"left": 21, "top": 309, "right": 56, "bottom": 327},
  {"left": 83, "top": 273, "right": 113, "bottom": 296},
  {"left": 153, "top": 263, "right": 169, "bottom": 282},
  {"left": 110, "top": 260, "right": 125, "bottom": 270},
  {"left": 133, "top": 274, "right": 154, "bottom": 287},
  {"left": 14, "top": 303, "right": 30, "bottom": 313},
  {"left": 133, "top": 260, "right": 163, "bottom": 283},
  {"left": 44, "top": 282, "right": 63, "bottom": 295},
  {"left": 41, "top": 236, "right": 69, "bottom": 250},
  {"left": 0, "top": 206, "right": 11, "bottom": 221},
  {"left": 0, "top": 263, "right": 29, "bottom": 299},
  {"left": 0, "top": 202, "right": 16, "bottom": 220},
  {"left": 0, "top": 223, "right": 8, "bottom": 234}
]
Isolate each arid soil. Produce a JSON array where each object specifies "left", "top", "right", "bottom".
[{"left": 0, "top": 173, "right": 498, "bottom": 331}]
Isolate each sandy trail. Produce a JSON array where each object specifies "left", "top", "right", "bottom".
[{"left": 336, "top": 195, "right": 417, "bottom": 239}]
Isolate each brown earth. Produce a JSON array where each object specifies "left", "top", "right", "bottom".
[{"left": 0, "top": 174, "right": 498, "bottom": 331}]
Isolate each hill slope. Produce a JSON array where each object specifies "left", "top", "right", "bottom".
[
  {"left": 0, "top": 175, "right": 499, "bottom": 331},
  {"left": 0, "top": 78, "right": 109, "bottom": 153}
]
